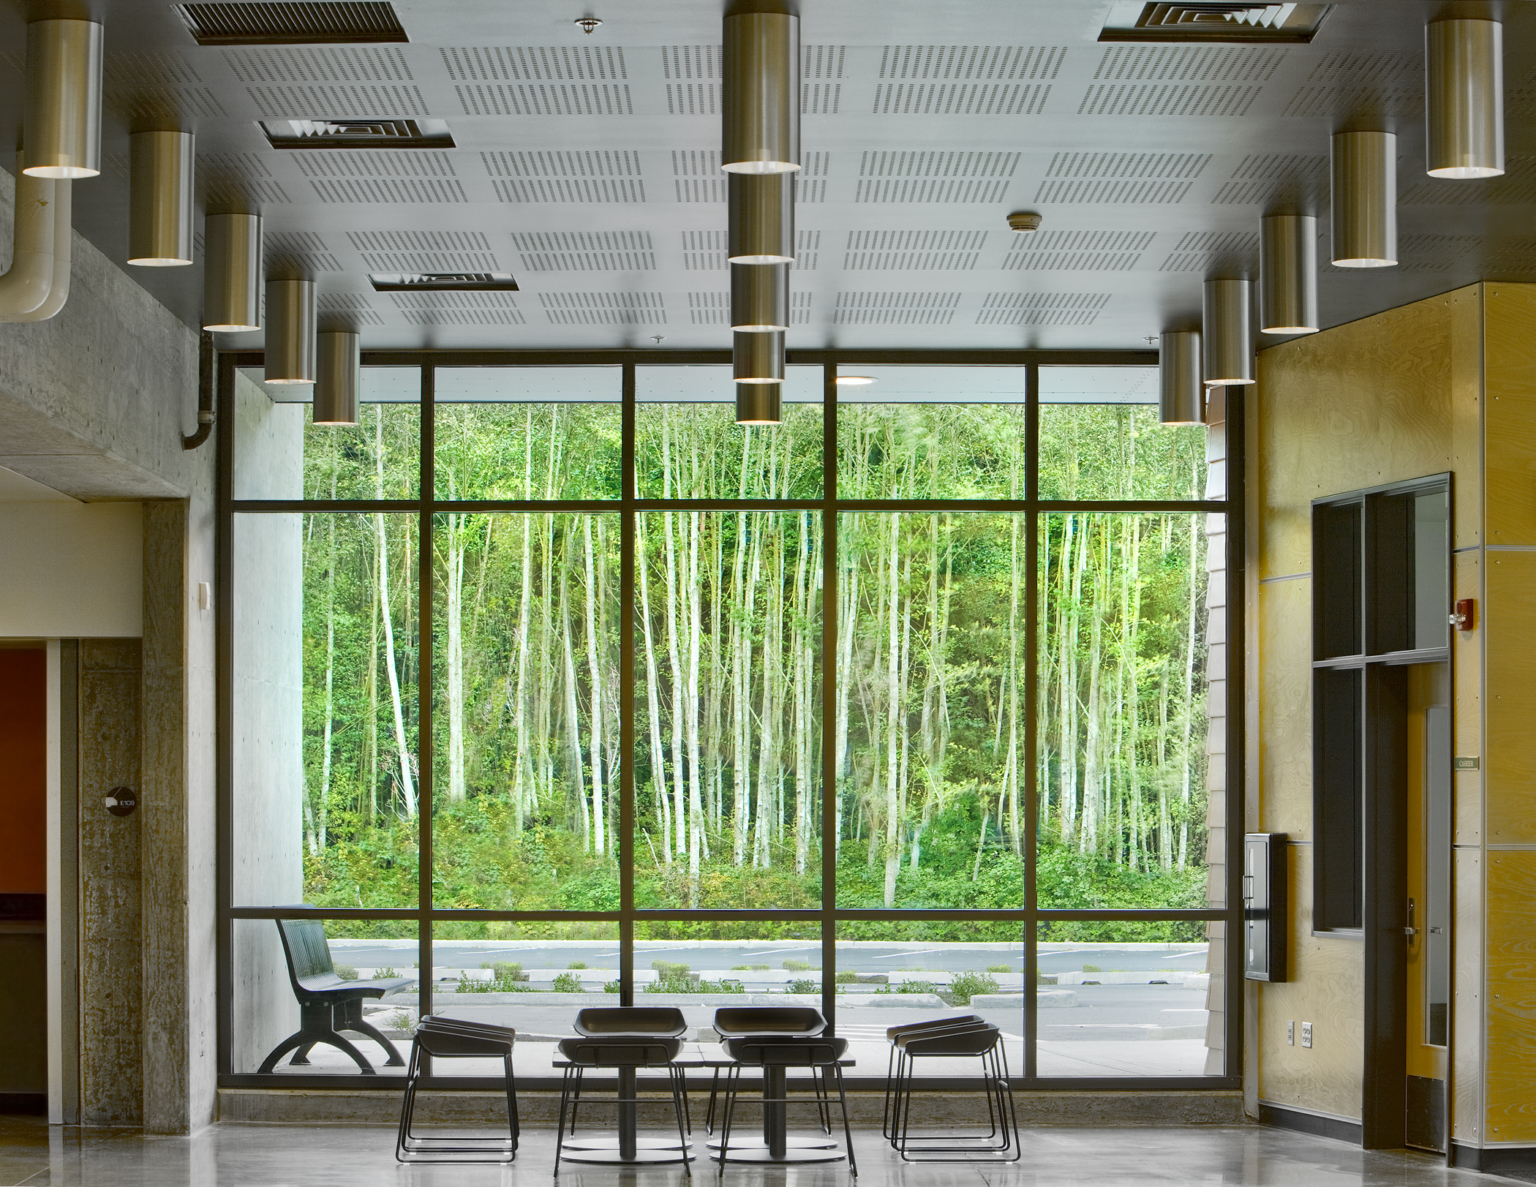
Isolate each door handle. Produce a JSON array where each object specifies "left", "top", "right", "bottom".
[{"left": 1404, "top": 898, "right": 1419, "bottom": 938}]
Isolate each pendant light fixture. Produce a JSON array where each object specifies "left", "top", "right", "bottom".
[
  {"left": 722, "top": 11, "right": 800, "bottom": 174},
  {"left": 1159, "top": 331, "right": 1204, "bottom": 426},
  {"left": 1259, "top": 214, "right": 1319, "bottom": 335},
  {"left": 264, "top": 280, "right": 316, "bottom": 385},
  {"left": 128, "top": 131, "right": 195, "bottom": 266},
  {"left": 1331, "top": 130, "right": 1397, "bottom": 268},
  {"left": 1203, "top": 279, "right": 1254, "bottom": 386},
  {"left": 731, "top": 262, "right": 788, "bottom": 331},
  {"left": 734, "top": 329, "right": 785, "bottom": 384},
  {"left": 1426, "top": 18, "right": 1503, "bottom": 179},
  {"left": 314, "top": 331, "right": 360, "bottom": 425},
  {"left": 23, "top": 20, "right": 102, "bottom": 178},
  {"left": 728, "top": 172, "right": 794, "bottom": 264},
  {"left": 735, "top": 382, "right": 782, "bottom": 425},
  {"left": 202, "top": 213, "right": 262, "bottom": 332}
]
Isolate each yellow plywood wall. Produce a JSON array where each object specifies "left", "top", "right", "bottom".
[{"left": 1252, "top": 285, "right": 1482, "bottom": 1124}]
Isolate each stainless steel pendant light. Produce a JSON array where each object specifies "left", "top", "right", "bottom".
[
  {"left": 734, "top": 329, "right": 784, "bottom": 384},
  {"left": 314, "top": 331, "right": 360, "bottom": 425},
  {"left": 128, "top": 131, "right": 195, "bottom": 266},
  {"left": 1203, "top": 279, "right": 1254, "bottom": 386},
  {"left": 203, "top": 213, "right": 262, "bottom": 332},
  {"left": 1331, "top": 130, "right": 1397, "bottom": 268},
  {"left": 1427, "top": 18, "right": 1504, "bottom": 179},
  {"left": 722, "top": 11, "right": 800, "bottom": 173},
  {"left": 1259, "top": 214, "right": 1319, "bottom": 335},
  {"left": 265, "top": 280, "right": 316, "bottom": 385},
  {"left": 23, "top": 20, "right": 102, "bottom": 178},
  {"left": 728, "top": 172, "right": 794, "bottom": 263},
  {"left": 735, "top": 381, "right": 782, "bottom": 425},
  {"left": 1159, "top": 331, "right": 1204, "bottom": 426},
  {"left": 731, "top": 262, "right": 789, "bottom": 331}
]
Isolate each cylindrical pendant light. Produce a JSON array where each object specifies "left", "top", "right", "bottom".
[
  {"left": 734, "top": 329, "right": 784, "bottom": 384},
  {"left": 1203, "top": 279, "right": 1254, "bottom": 386},
  {"left": 735, "top": 382, "right": 782, "bottom": 425},
  {"left": 265, "top": 280, "right": 316, "bottom": 384},
  {"left": 1331, "top": 130, "right": 1397, "bottom": 268},
  {"left": 1426, "top": 18, "right": 1503, "bottom": 179},
  {"left": 731, "top": 262, "right": 789, "bottom": 331},
  {"left": 1159, "top": 331, "right": 1204, "bottom": 426},
  {"left": 728, "top": 172, "right": 794, "bottom": 264},
  {"left": 129, "top": 131, "right": 195, "bottom": 266},
  {"left": 1259, "top": 214, "right": 1319, "bottom": 335},
  {"left": 203, "top": 213, "right": 262, "bottom": 332},
  {"left": 314, "top": 331, "right": 360, "bottom": 425},
  {"left": 23, "top": 20, "right": 103, "bottom": 179},
  {"left": 722, "top": 11, "right": 800, "bottom": 173}
]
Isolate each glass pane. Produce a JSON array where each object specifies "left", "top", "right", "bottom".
[
  {"left": 234, "top": 367, "right": 420, "bottom": 501},
  {"left": 635, "top": 512, "right": 822, "bottom": 909},
  {"left": 233, "top": 917, "right": 419, "bottom": 1076},
  {"left": 1037, "top": 514, "right": 1219, "bottom": 910},
  {"left": 835, "top": 512, "right": 1025, "bottom": 909},
  {"left": 434, "top": 367, "right": 622, "bottom": 501},
  {"left": 1039, "top": 367, "right": 1206, "bottom": 501},
  {"left": 432, "top": 922, "right": 620, "bottom": 1080},
  {"left": 835, "top": 366, "right": 1027, "bottom": 500},
  {"left": 432, "top": 513, "right": 620, "bottom": 910},
  {"left": 233, "top": 513, "right": 420, "bottom": 909},
  {"left": 1037, "top": 927, "right": 1220, "bottom": 1077},
  {"left": 1413, "top": 489, "right": 1450, "bottom": 650},
  {"left": 636, "top": 366, "right": 823, "bottom": 500}
]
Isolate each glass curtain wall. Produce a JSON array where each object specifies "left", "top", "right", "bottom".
[{"left": 223, "top": 355, "right": 1235, "bottom": 1086}]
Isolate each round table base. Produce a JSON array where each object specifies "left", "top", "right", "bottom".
[
  {"left": 706, "top": 1135, "right": 838, "bottom": 1151},
  {"left": 561, "top": 1136, "right": 690, "bottom": 1152},
  {"left": 711, "top": 1147, "right": 847, "bottom": 1164},
  {"left": 558, "top": 1148, "right": 696, "bottom": 1166}
]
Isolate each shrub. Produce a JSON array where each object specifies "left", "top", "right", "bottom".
[
  {"left": 783, "top": 959, "right": 816, "bottom": 971},
  {"left": 376, "top": 966, "right": 399, "bottom": 979},
  {"left": 653, "top": 960, "right": 691, "bottom": 977},
  {"left": 334, "top": 964, "right": 359, "bottom": 981},
  {"left": 986, "top": 964, "right": 1014, "bottom": 974},
  {"left": 751, "top": 964, "right": 769, "bottom": 970},
  {"left": 492, "top": 962, "right": 529, "bottom": 982},
  {"left": 1082, "top": 964, "right": 1101, "bottom": 973},
  {"left": 787, "top": 979, "right": 819, "bottom": 994},
  {"left": 732, "top": 965, "right": 752, "bottom": 971},
  {"left": 834, "top": 970, "right": 858, "bottom": 983},
  {"left": 551, "top": 972, "right": 585, "bottom": 993},
  {"left": 948, "top": 971, "right": 1000, "bottom": 1005},
  {"left": 603, "top": 980, "right": 621, "bottom": 993},
  {"left": 567, "top": 961, "right": 588, "bottom": 969}
]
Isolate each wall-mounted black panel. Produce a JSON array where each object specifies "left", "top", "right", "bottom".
[{"left": 1243, "top": 832, "right": 1288, "bottom": 981}]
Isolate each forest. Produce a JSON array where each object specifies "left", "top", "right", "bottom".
[{"left": 255, "top": 388, "right": 1213, "bottom": 941}]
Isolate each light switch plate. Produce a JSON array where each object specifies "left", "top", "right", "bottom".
[{"left": 1301, "top": 1022, "right": 1312, "bottom": 1049}]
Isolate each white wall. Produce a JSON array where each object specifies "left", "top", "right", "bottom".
[{"left": 0, "top": 501, "right": 143, "bottom": 637}]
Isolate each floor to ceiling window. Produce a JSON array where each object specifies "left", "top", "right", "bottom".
[{"left": 221, "top": 352, "right": 1239, "bottom": 1088}]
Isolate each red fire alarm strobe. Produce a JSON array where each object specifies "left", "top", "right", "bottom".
[{"left": 1449, "top": 599, "right": 1475, "bottom": 633}]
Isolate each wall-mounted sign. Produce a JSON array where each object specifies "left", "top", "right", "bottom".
[
  {"left": 1453, "top": 757, "right": 1480, "bottom": 771},
  {"left": 105, "top": 787, "right": 138, "bottom": 817}
]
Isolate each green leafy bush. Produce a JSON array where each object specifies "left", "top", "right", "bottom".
[
  {"left": 783, "top": 959, "right": 816, "bottom": 971},
  {"left": 986, "top": 964, "right": 1014, "bottom": 974},
  {"left": 334, "top": 964, "right": 358, "bottom": 981},
  {"left": 948, "top": 972, "right": 1000, "bottom": 1005},
  {"left": 551, "top": 972, "right": 584, "bottom": 993},
  {"left": 834, "top": 970, "right": 858, "bottom": 984},
  {"left": 603, "top": 980, "right": 621, "bottom": 993},
  {"left": 567, "top": 961, "right": 587, "bottom": 969},
  {"left": 489, "top": 962, "right": 529, "bottom": 982},
  {"left": 787, "top": 978, "right": 820, "bottom": 994}
]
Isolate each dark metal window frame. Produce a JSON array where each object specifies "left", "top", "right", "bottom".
[{"left": 216, "top": 348, "right": 1245, "bottom": 1094}]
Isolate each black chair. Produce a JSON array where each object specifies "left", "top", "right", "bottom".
[
  {"left": 574, "top": 1006, "right": 688, "bottom": 1038},
  {"left": 257, "top": 913, "right": 413, "bottom": 1074},
  {"left": 707, "top": 1007, "right": 827, "bottom": 1134},
  {"left": 880, "top": 1015, "right": 984, "bottom": 1139},
  {"left": 396, "top": 1017, "right": 518, "bottom": 1163},
  {"left": 716, "top": 1036, "right": 857, "bottom": 1175},
  {"left": 886, "top": 1022, "right": 1019, "bottom": 1162},
  {"left": 554, "top": 1035, "right": 692, "bottom": 1175}
]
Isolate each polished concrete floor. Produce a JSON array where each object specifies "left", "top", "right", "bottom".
[{"left": 0, "top": 1117, "right": 1528, "bottom": 1186}]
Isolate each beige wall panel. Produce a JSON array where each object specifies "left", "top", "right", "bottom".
[
  {"left": 1448, "top": 285, "right": 1483, "bottom": 550},
  {"left": 1483, "top": 551, "right": 1536, "bottom": 842},
  {"left": 1453, "top": 550, "right": 1482, "bottom": 845},
  {"left": 1485, "top": 851, "right": 1536, "bottom": 1141},
  {"left": 1454, "top": 847, "right": 1484, "bottom": 1144},
  {"left": 1256, "top": 286, "right": 1478, "bottom": 581},
  {"left": 1257, "top": 844, "right": 1364, "bottom": 1119},
  {"left": 1259, "top": 576, "right": 1311, "bottom": 837},
  {"left": 1484, "top": 285, "right": 1536, "bottom": 546}
]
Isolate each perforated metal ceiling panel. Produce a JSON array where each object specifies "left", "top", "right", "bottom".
[{"left": 14, "top": 0, "right": 1536, "bottom": 352}]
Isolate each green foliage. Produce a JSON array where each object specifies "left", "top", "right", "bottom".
[
  {"left": 782, "top": 959, "right": 815, "bottom": 972},
  {"left": 376, "top": 967, "right": 398, "bottom": 979},
  {"left": 834, "top": 970, "right": 858, "bottom": 984},
  {"left": 986, "top": 964, "right": 1013, "bottom": 974},
  {"left": 948, "top": 972, "right": 1000, "bottom": 1005},
  {"left": 567, "top": 961, "right": 587, "bottom": 969},
  {"left": 787, "top": 978, "right": 820, "bottom": 994},
  {"left": 334, "top": 964, "right": 358, "bottom": 981},
  {"left": 487, "top": 962, "right": 528, "bottom": 982},
  {"left": 551, "top": 972, "right": 584, "bottom": 993},
  {"left": 652, "top": 960, "right": 690, "bottom": 977},
  {"left": 603, "top": 980, "right": 621, "bottom": 993},
  {"left": 1082, "top": 964, "right": 1101, "bottom": 973}
]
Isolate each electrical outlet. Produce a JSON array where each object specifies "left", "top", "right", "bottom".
[
  {"left": 1301, "top": 1022, "right": 1312, "bottom": 1049},
  {"left": 1287, "top": 1021, "right": 1294, "bottom": 1045}
]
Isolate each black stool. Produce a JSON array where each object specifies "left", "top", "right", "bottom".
[
  {"left": 887, "top": 1022, "right": 1019, "bottom": 1162},
  {"left": 555, "top": 1035, "right": 692, "bottom": 1173},
  {"left": 716, "top": 1035, "right": 857, "bottom": 1174},
  {"left": 880, "top": 1015, "right": 984, "bottom": 1140},
  {"left": 395, "top": 1016, "right": 518, "bottom": 1163},
  {"left": 708, "top": 1007, "right": 826, "bottom": 1135},
  {"left": 567, "top": 1006, "right": 691, "bottom": 1135}
]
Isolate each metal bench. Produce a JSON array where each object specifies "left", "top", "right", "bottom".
[{"left": 256, "top": 912, "right": 412, "bottom": 1074}]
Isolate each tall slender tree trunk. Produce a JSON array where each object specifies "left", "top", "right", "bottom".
[
  {"left": 883, "top": 511, "right": 902, "bottom": 908},
  {"left": 560, "top": 526, "right": 589, "bottom": 849},
  {"left": 374, "top": 406, "right": 416, "bottom": 817},
  {"left": 637, "top": 517, "right": 670, "bottom": 861},
  {"left": 446, "top": 511, "right": 467, "bottom": 804},
  {"left": 318, "top": 470, "right": 337, "bottom": 854},
  {"left": 582, "top": 515, "right": 606, "bottom": 856}
]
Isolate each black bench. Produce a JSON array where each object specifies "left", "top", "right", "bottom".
[{"left": 256, "top": 912, "right": 413, "bottom": 1074}]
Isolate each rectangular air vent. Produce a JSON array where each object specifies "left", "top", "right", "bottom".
[
  {"left": 173, "top": 2, "right": 407, "bottom": 46},
  {"left": 1099, "top": 3, "right": 1329, "bottom": 44},
  {"left": 370, "top": 273, "right": 519, "bottom": 291},
  {"left": 261, "top": 118, "right": 453, "bottom": 149}
]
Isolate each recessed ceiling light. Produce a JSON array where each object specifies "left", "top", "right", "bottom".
[
  {"left": 835, "top": 375, "right": 876, "bottom": 386},
  {"left": 173, "top": 1, "right": 408, "bottom": 46},
  {"left": 369, "top": 272, "right": 519, "bottom": 291},
  {"left": 1099, "top": 2, "right": 1331, "bottom": 43},
  {"left": 261, "top": 119, "right": 453, "bottom": 150}
]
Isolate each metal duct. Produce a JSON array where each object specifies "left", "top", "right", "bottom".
[
  {"left": 1331, "top": 130, "right": 1397, "bottom": 268},
  {"left": 0, "top": 166, "right": 57, "bottom": 319},
  {"left": 129, "top": 131, "right": 195, "bottom": 266},
  {"left": 733, "top": 329, "right": 785, "bottom": 384},
  {"left": 1427, "top": 18, "right": 1503, "bottom": 179},
  {"left": 265, "top": 279, "right": 316, "bottom": 384},
  {"left": 1259, "top": 214, "right": 1319, "bottom": 335},
  {"left": 203, "top": 213, "right": 262, "bottom": 332},
  {"left": 314, "top": 331, "right": 360, "bottom": 425},
  {"left": 1159, "top": 331, "right": 1204, "bottom": 425},
  {"left": 731, "top": 262, "right": 789, "bottom": 331},
  {"left": 23, "top": 21, "right": 102, "bottom": 179},
  {"left": 728, "top": 172, "right": 794, "bottom": 263},
  {"left": 722, "top": 12, "right": 800, "bottom": 173},
  {"left": 1203, "top": 279, "right": 1254, "bottom": 386}
]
